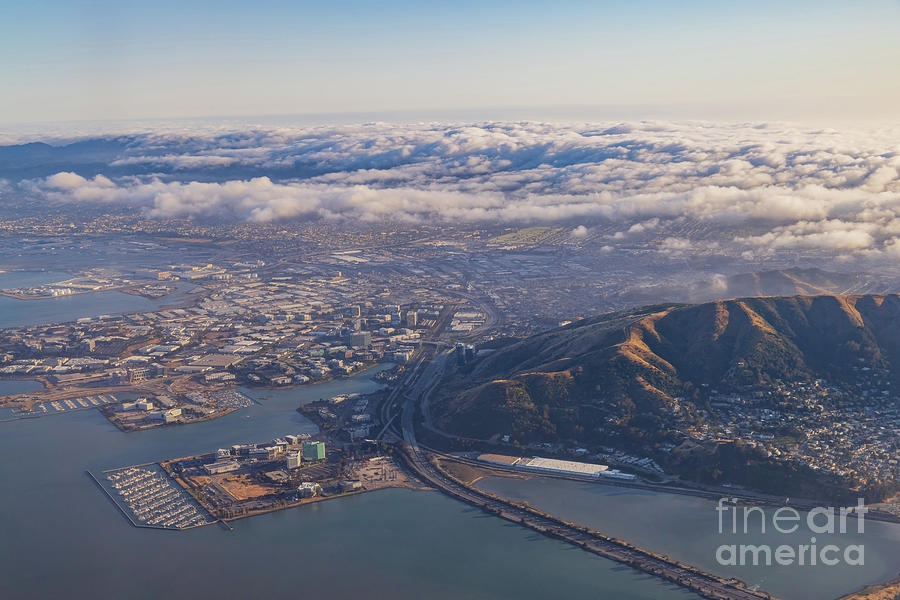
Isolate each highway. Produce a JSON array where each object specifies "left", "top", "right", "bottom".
[
  {"left": 389, "top": 351, "right": 776, "bottom": 600},
  {"left": 376, "top": 299, "right": 456, "bottom": 442}
]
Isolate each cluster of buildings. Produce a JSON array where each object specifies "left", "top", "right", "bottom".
[
  {"left": 203, "top": 435, "right": 323, "bottom": 475},
  {"left": 0, "top": 263, "right": 467, "bottom": 415},
  {"left": 0, "top": 356, "right": 109, "bottom": 377},
  {"left": 286, "top": 441, "right": 326, "bottom": 469},
  {"left": 302, "top": 392, "right": 379, "bottom": 442},
  {"left": 106, "top": 390, "right": 254, "bottom": 430},
  {"left": 680, "top": 375, "right": 899, "bottom": 490},
  {"left": 156, "top": 263, "right": 235, "bottom": 281},
  {"left": 117, "top": 397, "right": 182, "bottom": 423},
  {"left": 159, "top": 433, "right": 365, "bottom": 519}
]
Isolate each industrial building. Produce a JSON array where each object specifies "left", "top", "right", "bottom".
[
  {"left": 151, "top": 407, "right": 182, "bottom": 423},
  {"left": 135, "top": 399, "right": 155, "bottom": 411},
  {"left": 477, "top": 454, "right": 636, "bottom": 481},
  {"left": 204, "top": 460, "right": 241, "bottom": 475},
  {"left": 523, "top": 457, "right": 609, "bottom": 476}
]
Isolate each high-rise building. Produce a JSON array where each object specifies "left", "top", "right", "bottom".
[
  {"left": 302, "top": 441, "right": 326, "bottom": 462},
  {"left": 404, "top": 310, "right": 418, "bottom": 327},
  {"left": 286, "top": 451, "right": 302, "bottom": 469}
]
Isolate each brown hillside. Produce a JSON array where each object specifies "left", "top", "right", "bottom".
[{"left": 434, "top": 294, "right": 900, "bottom": 442}]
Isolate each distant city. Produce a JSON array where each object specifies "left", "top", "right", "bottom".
[
  {"left": 6, "top": 0, "right": 900, "bottom": 596},
  {"left": 0, "top": 115, "right": 899, "bottom": 600}
]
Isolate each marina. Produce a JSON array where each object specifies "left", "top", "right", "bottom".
[
  {"left": 2, "top": 394, "right": 121, "bottom": 421},
  {"left": 5, "top": 18, "right": 898, "bottom": 598},
  {"left": 0, "top": 367, "right": 701, "bottom": 599},
  {"left": 97, "top": 464, "right": 215, "bottom": 530}
]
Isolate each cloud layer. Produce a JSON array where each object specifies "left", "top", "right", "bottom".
[{"left": 13, "top": 120, "right": 900, "bottom": 258}]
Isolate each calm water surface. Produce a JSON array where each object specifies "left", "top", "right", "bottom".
[
  {"left": 476, "top": 476, "right": 900, "bottom": 600},
  {"left": 0, "top": 270, "right": 196, "bottom": 329},
  {"left": 0, "top": 379, "right": 44, "bottom": 397},
  {"left": 0, "top": 367, "right": 698, "bottom": 600}
]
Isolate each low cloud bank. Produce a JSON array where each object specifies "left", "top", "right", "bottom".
[{"left": 20, "top": 121, "right": 900, "bottom": 258}]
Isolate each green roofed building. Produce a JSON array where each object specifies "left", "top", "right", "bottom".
[{"left": 302, "top": 441, "right": 325, "bottom": 462}]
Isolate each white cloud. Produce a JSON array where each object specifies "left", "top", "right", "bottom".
[
  {"left": 570, "top": 225, "right": 589, "bottom": 238},
  {"left": 16, "top": 120, "right": 900, "bottom": 259},
  {"left": 46, "top": 172, "right": 89, "bottom": 190}
]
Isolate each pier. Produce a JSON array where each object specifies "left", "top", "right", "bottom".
[
  {"left": 89, "top": 465, "right": 216, "bottom": 530},
  {"left": 1, "top": 394, "right": 119, "bottom": 423}
]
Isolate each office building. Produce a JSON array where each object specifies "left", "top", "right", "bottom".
[{"left": 302, "top": 441, "right": 326, "bottom": 462}]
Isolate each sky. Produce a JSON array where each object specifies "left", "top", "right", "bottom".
[{"left": 2, "top": 0, "right": 900, "bottom": 125}]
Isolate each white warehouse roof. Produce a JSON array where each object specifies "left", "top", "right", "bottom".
[{"left": 522, "top": 457, "right": 609, "bottom": 476}]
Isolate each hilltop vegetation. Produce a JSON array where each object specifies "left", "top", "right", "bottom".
[{"left": 432, "top": 294, "right": 900, "bottom": 500}]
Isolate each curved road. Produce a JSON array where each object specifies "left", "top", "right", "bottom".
[{"left": 392, "top": 353, "right": 775, "bottom": 600}]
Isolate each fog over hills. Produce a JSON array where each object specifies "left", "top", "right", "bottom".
[
  {"left": 2, "top": 121, "right": 900, "bottom": 264},
  {"left": 614, "top": 267, "right": 887, "bottom": 308}
]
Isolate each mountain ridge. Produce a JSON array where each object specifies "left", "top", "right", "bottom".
[{"left": 432, "top": 294, "right": 900, "bottom": 500}]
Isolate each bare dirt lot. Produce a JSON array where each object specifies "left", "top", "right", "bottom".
[
  {"left": 215, "top": 473, "right": 274, "bottom": 500},
  {"left": 350, "top": 457, "right": 419, "bottom": 490}
]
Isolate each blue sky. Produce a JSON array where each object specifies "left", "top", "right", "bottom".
[{"left": 2, "top": 0, "right": 899, "bottom": 124}]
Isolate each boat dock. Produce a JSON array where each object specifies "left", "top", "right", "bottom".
[
  {"left": 1, "top": 394, "right": 119, "bottom": 422},
  {"left": 88, "top": 464, "right": 216, "bottom": 531}
]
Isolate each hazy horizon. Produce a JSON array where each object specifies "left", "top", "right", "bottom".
[
  {"left": 3, "top": 0, "right": 900, "bottom": 126},
  {"left": 2, "top": 4, "right": 900, "bottom": 599}
]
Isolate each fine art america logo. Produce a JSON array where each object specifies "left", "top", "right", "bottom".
[{"left": 715, "top": 498, "right": 866, "bottom": 567}]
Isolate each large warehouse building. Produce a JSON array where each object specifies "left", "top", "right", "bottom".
[{"left": 477, "top": 453, "right": 636, "bottom": 481}]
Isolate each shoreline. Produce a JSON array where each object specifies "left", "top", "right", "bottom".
[
  {"left": 451, "top": 459, "right": 900, "bottom": 599},
  {"left": 395, "top": 445, "right": 773, "bottom": 600},
  {"left": 242, "top": 360, "right": 387, "bottom": 391},
  {"left": 158, "top": 446, "right": 422, "bottom": 525},
  {"left": 0, "top": 363, "right": 388, "bottom": 429},
  {"left": 432, "top": 451, "right": 900, "bottom": 525},
  {"left": 103, "top": 406, "right": 240, "bottom": 432},
  {"left": 0, "top": 285, "right": 129, "bottom": 300},
  {"left": 0, "top": 278, "right": 205, "bottom": 330},
  {"left": 837, "top": 576, "right": 900, "bottom": 600},
  {"left": 219, "top": 482, "right": 424, "bottom": 523}
]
